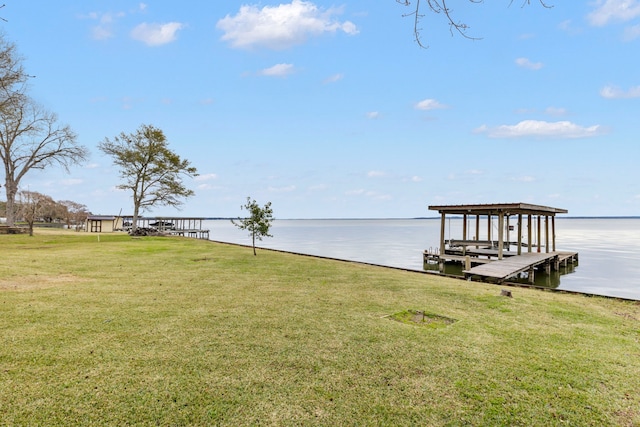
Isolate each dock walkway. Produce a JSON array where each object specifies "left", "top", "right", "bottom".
[{"left": 463, "top": 251, "right": 578, "bottom": 283}]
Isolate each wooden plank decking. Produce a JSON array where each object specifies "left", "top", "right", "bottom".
[{"left": 463, "top": 251, "right": 578, "bottom": 282}]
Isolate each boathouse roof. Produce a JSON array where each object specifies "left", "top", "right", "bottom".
[
  {"left": 428, "top": 203, "right": 568, "bottom": 216},
  {"left": 87, "top": 215, "right": 118, "bottom": 220}
]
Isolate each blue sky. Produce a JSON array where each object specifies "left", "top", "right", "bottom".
[{"left": 4, "top": 1, "right": 640, "bottom": 218}]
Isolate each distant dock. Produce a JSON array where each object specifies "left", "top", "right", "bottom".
[
  {"left": 425, "top": 203, "right": 579, "bottom": 284},
  {"left": 124, "top": 216, "right": 210, "bottom": 239}
]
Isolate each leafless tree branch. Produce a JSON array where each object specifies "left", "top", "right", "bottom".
[{"left": 398, "top": 0, "right": 553, "bottom": 48}]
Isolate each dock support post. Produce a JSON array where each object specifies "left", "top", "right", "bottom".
[
  {"left": 528, "top": 267, "right": 535, "bottom": 284},
  {"left": 552, "top": 216, "right": 557, "bottom": 252},
  {"left": 465, "top": 255, "right": 471, "bottom": 271},
  {"left": 527, "top": 214, "right": 532, "bottom": 253},
  {"left": 439, "top": 213, "right": 446, "bottom": 258},
  {"left": 497, "top": 213, "right": 504, "bottom": 260},
  {"left": 475, "top": 214, "right": 480, "bottom": 248},
  {"left": 506, "top": 215, "right": 511, "bottom": 251},
  {"left": 462, "top": 214, "right": 468, "bottom": 256},
  {"left": 545, "top": 216, "right": 550, "bottom": 254},
  {"left": 463, "top": 214, "right": 467, "bottom": 241},
  {"left": 517, "top": 214, "right": 523, "bottom": 256},
  {"left": 537, "top": 216, "right": 542, "bottom": 253}
]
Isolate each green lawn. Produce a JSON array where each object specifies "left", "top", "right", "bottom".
[{"left": 1, "top": 230, "right": 639, "bottom": 426}]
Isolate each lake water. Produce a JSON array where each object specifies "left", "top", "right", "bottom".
[{"left": 204, "top": 218, "right": 640, "bottom": 301}]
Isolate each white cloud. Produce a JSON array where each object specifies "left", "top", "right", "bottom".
[
  {"left": 372, "top": 193, "right": 392, "bottom": 201},
  {"left": 545, "top": 107, "right": 568, "bottom": 116},
  {"left": 587, "top": 0, "right": 640, "bottom": 26},
  {"left": 131, "top": 22, "right": 184, "bottom": 46},
  {"left": 515, "top": 107, "right": 567, "bottom": 116},
  {"left": 194, "top": 173, "right": 218, "bottom": 182},
  {"left": 367, "top": 170, "right": 386, "bottom": 178},
  {"left": 121, "top": 96, "right": 143, "bottom": 110},
  {"left": 600, "top": 84, "right": 640, "bottom": 98},
  {"left": 515, "top": 57, "right": 543, "bottom": 70},
  {"left": 323, "top": 73, "right": 344, "bottom": 84},
  {"left": 474, "top": 120, "right": 604, "bottom": 139},
  {"left": 268, "top": 185, "right": 297, "bottom": 193},
  {"left": 510, "top": 176, "right": 536, "bottom": 183},
  {"left": 410, "top": 176, "right": 423, "bottom": 182},
  {"left": 260, "top": 63, "right": 295, "bottom": 77},
  {"left": 92, "top": 25, "right": 114, "bottom": 41},
  {"left": 217, "top": 0, "right": 358, "bottom": 50},
  {"left": 345, "top": 189, "right": 391, "bottom": 201},
  {"left": 623, "top": 23, "right": 640, "bottom": 39},
  {"left": 466, "top": 169, "right": 484, "bottom": 176},
  {"left": 414, "top": 98, "right": 447, "bottom": 111},
  {"left": 61, "top": 179, "right": 84, "bottom": 186},
  {"left": 366, "top": 111, "right": 380, "bottom": 119},
  {"left": 83, "top": 11, "right": 126, "bottom": 40},
  {"left": 308, "top": 184, "right": 328, "bottom": 191}
]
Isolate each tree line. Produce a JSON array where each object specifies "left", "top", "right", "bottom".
[{"left": 1, "top": 195, "right": 90, "bottom": 235}]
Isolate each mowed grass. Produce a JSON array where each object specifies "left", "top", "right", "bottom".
[{"left": 0, "top": 230, "right": 639, "bottom": 426}]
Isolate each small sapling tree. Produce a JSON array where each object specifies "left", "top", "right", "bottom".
[{"left": 232, "top": 197, "right": 274, "bottom": 256}]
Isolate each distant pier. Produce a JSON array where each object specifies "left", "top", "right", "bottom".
[
  {"left": 123, "top": 216, "right": 210, "bottom": 239},
  {"left": 425, "top": 203, "right": 578, "bottom": 284}
]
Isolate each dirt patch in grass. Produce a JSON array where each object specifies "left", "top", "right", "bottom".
[
  {"left": 388, "top": 310, "right": 457, "bottom": 329},
  {"left": 0, "top": 274, "right": 83, "bottom": 291},
  {"left": 193, "top": 257, "right": 214, "bottom": 262},
  {"left": 615, "top": 407, "right": 640, "bottom": 427}
]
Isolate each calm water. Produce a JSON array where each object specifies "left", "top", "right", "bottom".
[{"left": 205, "top": 218, "right": 640, "bottom": 301}]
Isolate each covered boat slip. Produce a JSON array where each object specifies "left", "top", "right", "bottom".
[
  {"left": 427, "top": 203, "right": 578, "bottom": 284},
  {"left": 123, "top": 216, "right": 210, "bottom": 239}
]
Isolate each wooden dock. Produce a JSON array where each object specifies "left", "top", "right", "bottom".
[
  {"left": 122, "top": 216, "right": 210, "bottom": 239},
  {"left": 463, "top": 251, "right": 578, "bottom": 283},
  {"left": 426, "top": 203, "right": 579, "bottom": 284}
]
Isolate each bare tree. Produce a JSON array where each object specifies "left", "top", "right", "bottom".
[
  {"left": 58, "top": 199, "right": 90, "bottom": 231},
  {"left": 397, "top": 0, "right": 553, "bottom": 48},
  {"left": 0, "top": 33, "right": 28, "bottom": 115},
  {"left": 17, "top": 190, "right": 53, "bottom": 236},
  {"left": 0, "top": 99, "right": 88, "bottom": 226},
  {"left": 0, "top": 35, "right": 88, "bottom": 226}
]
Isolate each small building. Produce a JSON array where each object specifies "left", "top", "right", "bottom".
[{"left": 85, "top": 215, "right": 124, "bottom": 233}]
